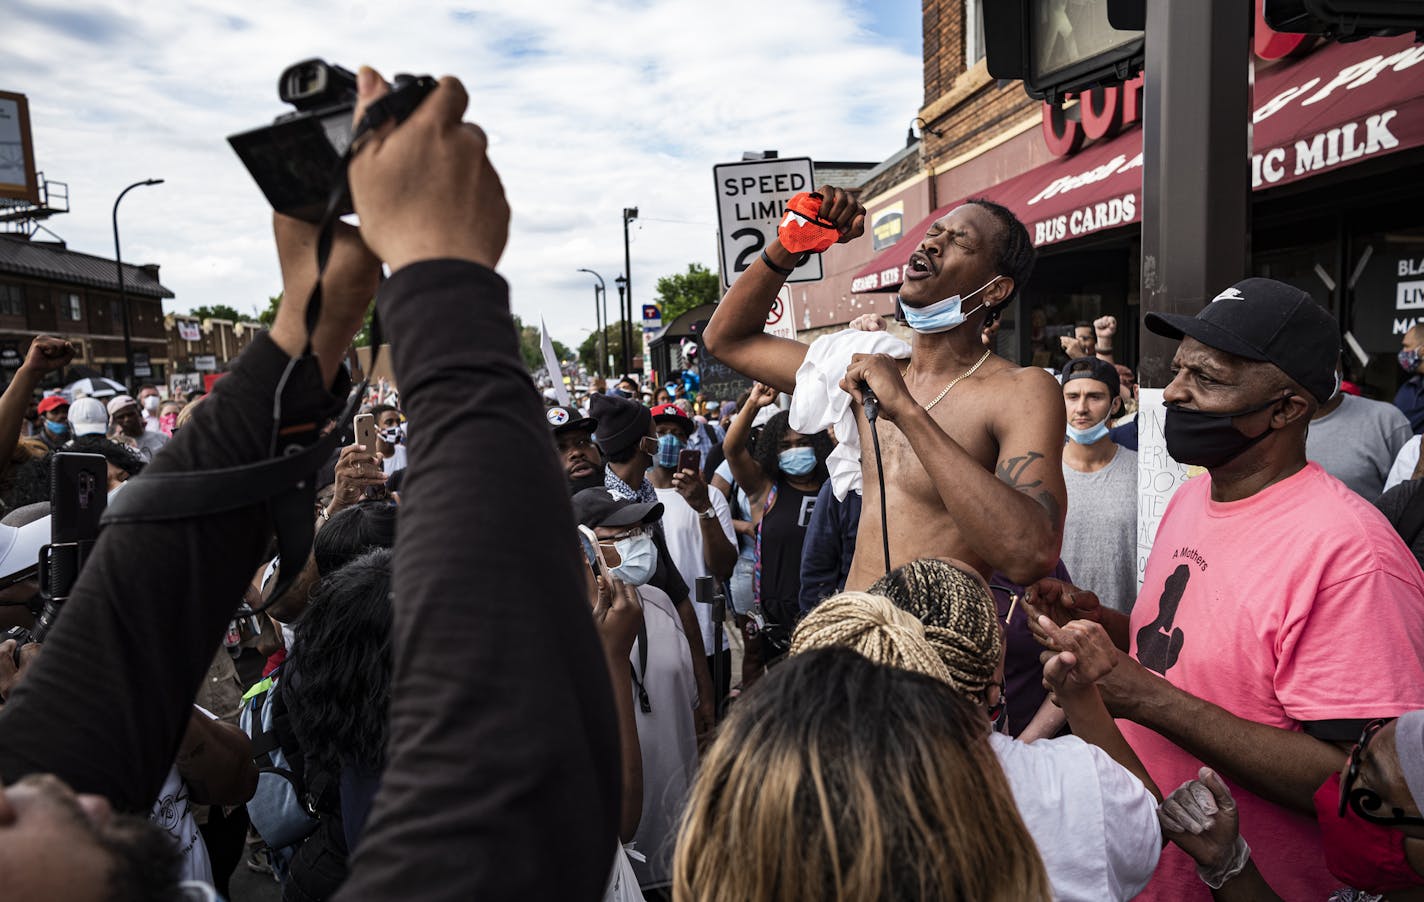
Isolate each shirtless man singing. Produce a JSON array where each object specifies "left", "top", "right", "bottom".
[{"left": 702, "top": 187, "right": 1064, "bottom": 589}]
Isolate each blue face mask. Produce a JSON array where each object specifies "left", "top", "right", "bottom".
[
  {"left": 1066, "top": 418, "right": 1111, "bottom": 445},
  {"left": 778, "top": 446, "right": 817, "bottom": 476},
  {"left": 901, "top": 275, "right": 1003, "bottom": 334},
  {"left": 44, "top": 419, "right": 69, "bottom": 437},
  {"left": 655, "top": 433, "right": 684, "bottom": 469}
]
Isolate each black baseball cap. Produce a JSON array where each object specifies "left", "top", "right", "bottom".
[
  {"left": 1144, "top": 277, "right": 1340, "bottom": 403},
  {"left": 571, "top": 487, "right": 664, "bottom": 529},
  {"left": 1061, "top": 357, "right": 1120, "bottom": 400},
  {"left": 543, "top": 405, "right": 596, "bottom": 435}
]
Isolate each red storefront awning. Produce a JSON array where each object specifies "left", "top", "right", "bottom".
[{"left": 852, "top": 34, "right": 1424, "bottom": 293}]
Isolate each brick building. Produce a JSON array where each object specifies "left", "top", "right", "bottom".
[
  {"left": 0, "top": 234, "right": 172, "bottom": 387},
  {"left": 783, "top": 1, "right": 1424, "bottom": 398},
  {"left": 165, "top": 313, "right": 264, "bottom": 393}
]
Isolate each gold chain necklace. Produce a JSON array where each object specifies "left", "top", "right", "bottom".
[{"left": 908, "top": 347, "right": 993, "bottom": 412}]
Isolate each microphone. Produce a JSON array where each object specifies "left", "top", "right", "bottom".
[{"left": 859, "top": 381, "right": 880, "bottom": 422}]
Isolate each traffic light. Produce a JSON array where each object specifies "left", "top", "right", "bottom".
[
  {"left": 1264, "top": 0, "right": 1424, "bottom": 39},
  {"left": 984, "top": 0, "right": 1145, "bottom": 103}
]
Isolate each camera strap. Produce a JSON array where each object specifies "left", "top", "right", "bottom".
[{"left": 104, "top": 77, "right": 438, "bottom": 612}]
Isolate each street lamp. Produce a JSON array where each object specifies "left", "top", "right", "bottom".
[
  {"left": 614, "top": 275, "right": 628, "bottom": 377},
  {"left": 113, "top": 178, "right": 164, "bottom": 390},
  {"left": 576, "top": 268, "right": 607, "bottom": 378},
  {"left": 621, "top": 206, "right": 638, "bottom": 376}
]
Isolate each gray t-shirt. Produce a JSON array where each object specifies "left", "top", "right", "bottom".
[
  {"left": 1307, "top": 394, "right": 1413, "bottom": 499},
  {"left": 1062, "top": 445, "right": 1138, "bottom": 614}
]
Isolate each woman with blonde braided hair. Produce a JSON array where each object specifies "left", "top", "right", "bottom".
[
  {"left": 788, "top": 591, "right": 953, "bottom": 684},
  {"left": 672, "top": 646, "right": 1051, "bottom": 902},
  {"left": 864, "top": 557, "right": 1165, "bottom": 902}
]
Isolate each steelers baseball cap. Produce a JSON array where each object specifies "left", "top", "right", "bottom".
[{"left": 543, "top": 405, "right": 597, "bottom": 435}]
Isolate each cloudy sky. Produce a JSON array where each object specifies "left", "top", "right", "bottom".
[{"left": 2, "top": 0, "right": 923, "bottom": 349}]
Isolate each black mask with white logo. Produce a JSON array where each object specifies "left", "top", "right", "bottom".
[{"left": 1163, "top": 394, "right": 1288, "bottom": 469}]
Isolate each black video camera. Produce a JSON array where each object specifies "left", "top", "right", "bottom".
[
  {"left": 228, "top": 59, "right": 437, "bottom": 223},
  {"left": 228, "top": 60, "right": 360, "bottom": 223}
]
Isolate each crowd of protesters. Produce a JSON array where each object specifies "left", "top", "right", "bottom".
[{"left": 0, "top": 65, "right": 1420, "bottom": 902}]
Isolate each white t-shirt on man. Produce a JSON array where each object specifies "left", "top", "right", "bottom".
[
  {"left": 150, "top": 708, "right": 217, "bottom": 886},
  {"left": 989, "top": 731, "right": 1161, "bottom": 901},
  {"left": 629, "top": 584, "right": 698, "bottom": 891},
  {"left": 653, "top": 485, "right": 734, "bottom": 655}
]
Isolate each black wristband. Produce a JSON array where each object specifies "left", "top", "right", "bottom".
[{"left": 760, "top": 249, "right": 795, "bottom": 277}]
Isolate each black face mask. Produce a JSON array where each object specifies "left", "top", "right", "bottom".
[{"left": 1163, "top": 394, "right": 1289, "bottom": 469}]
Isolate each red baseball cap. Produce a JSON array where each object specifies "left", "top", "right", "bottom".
[
  {"left": 37, "top": 396, "right": 69, "bottom": 415},
  {"left": 649, "top": 403, "right": 692, "bottom": 431}
]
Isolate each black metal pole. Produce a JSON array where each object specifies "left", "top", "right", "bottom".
[
  {"left": 1138, "top": 0, "right": 1251, "bottom": 388},
  {"left": 112, "top": 178, "right": 164, "bottom": 391},
  {"left": 622, "top": 207, "right": 638, "bottom": 376},
  {"left": 615, "top": 282, "right": 627, "bottom": 378}
]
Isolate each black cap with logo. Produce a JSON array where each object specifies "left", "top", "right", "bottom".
[
  {"left": 543, "top": 405, "right": 597, "bottom": 435},
  {"left": 1144, "top": 277, "right": 1340, "bottom": 403}
]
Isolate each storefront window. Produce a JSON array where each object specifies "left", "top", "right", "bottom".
[{"left": 1346, "top": 224, "right": 1424, "bottom": 399}]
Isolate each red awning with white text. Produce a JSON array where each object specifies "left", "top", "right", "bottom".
[{"left": 852, "top": 34, "right": 1424, "bottom": 293}]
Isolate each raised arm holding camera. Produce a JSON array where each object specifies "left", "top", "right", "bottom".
[{"left": 0, "top": 65, "right": 618, "bottom": 901}]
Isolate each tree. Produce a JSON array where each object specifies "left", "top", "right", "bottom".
[
  {"left": 511, "top": 314, "right": 572, "bottom": 373},
  {"left": 578, "top": 322, "right": 629, "bottom": 377},
  {"left": 257, "top": 295, "right": 280, "bottom": 327},
  {"left": 256, "top": 293, "right": 376, "bottom": 346},
  {"left": 653, "top": 263, "right": 721, "bottom": 327},
  {"left": 188, "top": 304, "right": 243, "bottom": 322}
]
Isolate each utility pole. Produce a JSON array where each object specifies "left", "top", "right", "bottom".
[
  {"left": 1138, "top": 0, "right": 1251, "bottom": 387},
  {"left": 112, "top": 178, "right": 164, "bottom": 391},
  {"left": 622, "top": 207, "right": 638, "bottom": 376},
  {"left": 615, "top": 278, "right": 627, "bottom": 378}
]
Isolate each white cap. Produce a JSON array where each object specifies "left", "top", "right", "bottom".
[
  {"left": 0, "top": 515, "right": 50, "bottom": 583},
  {"left": 69, "top": 397, "right": 109, "bottom": 437}
]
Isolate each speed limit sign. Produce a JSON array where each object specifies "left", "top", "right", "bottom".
[{"left": 713, "top": 156, "right": 823, "bottom": 289}]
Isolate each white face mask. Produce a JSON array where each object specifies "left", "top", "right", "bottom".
[
  {"left": 900, "top": 275, "right": 1003, "bottom": 334},
  {"left": 142, "top": 395, "right": 160, "bottom": 412},
  {"left": 610, "top": 534, "right": 658, "bottom": 586}
]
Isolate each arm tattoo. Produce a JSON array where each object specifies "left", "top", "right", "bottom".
[
  {"left": 997, "top": 451, "right": 1061, "bottom": 522},
  {"left": 997, "top": 452, "right": 1044, "bottom": 490}
]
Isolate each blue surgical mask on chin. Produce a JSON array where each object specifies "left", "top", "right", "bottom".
[
  {"left": 1066, "top": 418, "right": 1111, "bottom": 445},
  {"left": 778, "top": 447, "right": 817, "bottom": 476},
  {"left": 901, "top": 275, "right": 1004, "bottom": 334},
  {"left": 654, "top": 433, "right": 684, "bottom": 469}
]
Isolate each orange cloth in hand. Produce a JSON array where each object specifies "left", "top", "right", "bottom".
[{"left": 778, "top": 192, "right": 841, "bottom": 254}]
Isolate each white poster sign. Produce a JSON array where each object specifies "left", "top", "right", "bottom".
[{"left": 1135, "top": 388, "right": 1198, "bottom": 588}]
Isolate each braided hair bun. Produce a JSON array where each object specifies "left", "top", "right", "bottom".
[
  {"left": 790, "top": 592, "right": 952, "bottom": 685},
  {"left": 869, "top": 558, "right": 1002, "bottom": 701}
]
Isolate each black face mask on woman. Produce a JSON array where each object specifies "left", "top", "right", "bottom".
[{"left": 1163, "top": 394, "right": 1289, "bottom": 469}]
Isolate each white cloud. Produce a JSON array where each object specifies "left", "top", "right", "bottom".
[{"left": 1, "top": 0, "right": 921, "bottom": 350}]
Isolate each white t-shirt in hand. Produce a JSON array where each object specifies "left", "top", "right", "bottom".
[
  {"left": 629, "top": 584, "right": 699, "bottom": 891},
  {"left": 653, "top": 485, "right": 734, "bottom": 655},
  {"left": 990, "top": 731, "right": 1161, "bottom": 902}
]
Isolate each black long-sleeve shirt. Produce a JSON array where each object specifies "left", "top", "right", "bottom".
[
  {"left": 0, "top": 260, "right": 620, "bottom": 901},
  {"left": 337, "top": 261, "right": 619, "bottom": 900}
]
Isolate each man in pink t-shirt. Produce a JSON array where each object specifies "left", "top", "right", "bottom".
[{"left": 1029, "top": 278, "right": 1424, "bottom": 899}]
